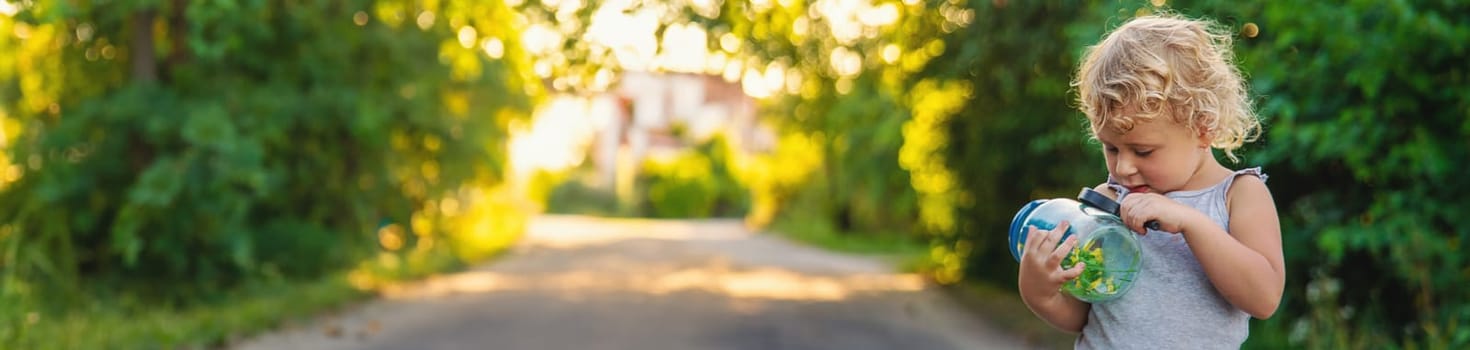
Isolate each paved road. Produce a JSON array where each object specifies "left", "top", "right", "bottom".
[{"left": 237, "top": 215, "right": 1034, "bottom": 350}]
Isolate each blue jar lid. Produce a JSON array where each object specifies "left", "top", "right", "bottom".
[{"left": 1008, "top": 199, "right": 1046, "bottom": 262}]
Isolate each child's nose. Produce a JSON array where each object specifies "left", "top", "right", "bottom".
[{"left": 1114, "top": 154, "right": 1138, "bottom": 176}]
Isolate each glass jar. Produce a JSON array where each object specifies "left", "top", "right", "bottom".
[{"left": 1009, "top": 188, "right": 1144, "bottom": 303}]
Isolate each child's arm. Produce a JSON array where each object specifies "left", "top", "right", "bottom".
[
  {"left": 1195, "top": 175, "right": 1285, "bottom": 319},
  {"left": 1119, "top": 175, "right": 1285, "bottom": 319},
  {"left": 1017, "top": 221, "right": 1091, "bottom": 333}
]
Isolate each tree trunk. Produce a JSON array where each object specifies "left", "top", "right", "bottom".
[
  {"left": 165, "top": 0, "right": 190, "bottom": 78},
  {"left": 130, "top": 10, "right": 157, "bottom": 83}
]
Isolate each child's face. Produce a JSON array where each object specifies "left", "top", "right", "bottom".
[{"left": 1095, "top": 115, "right": 1211, "bottom": 194}]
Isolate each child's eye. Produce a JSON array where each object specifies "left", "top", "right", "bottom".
[
  {"left": 1105, "top": 147, "right": 1119, "bottom": 154},
  {"left": 1135, "top": 150, "right": 1154, "bottom": 157}
]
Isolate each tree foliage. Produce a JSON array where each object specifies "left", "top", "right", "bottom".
[
  {"left": 911, "top": 1, "right": 1113, "bottom": 284},
  {"left": 0, "top": 0, "right": 537, "bottom": 300},
  {"left": 707, "top": 0, "right": 933, "bottom": 236}
]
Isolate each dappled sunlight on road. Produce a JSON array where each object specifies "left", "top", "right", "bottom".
[
  {"left": 238, "top": 215, "right": 1030, "bottom": 350},
  {"left": 380, "top": 267, "right": 924, "bottom": 302},
  {"left": 379, "top": 215, "right": 924, "bottom": 302},
  {"left": 521, "top": 215, "right": 750, "bottom": 248}
]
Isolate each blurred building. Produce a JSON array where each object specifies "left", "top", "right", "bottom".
[
  {"left": 597, "top": 71, "right": 771, "bottom": 186},
  {"left": 509, "top": 71, "right": 774, "bottom": 189}
]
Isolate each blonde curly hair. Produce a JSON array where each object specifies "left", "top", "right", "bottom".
[{"left": 1073, "top": 13, "right": 1261, "bottom": 162}]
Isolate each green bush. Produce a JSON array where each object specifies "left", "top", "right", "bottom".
[
  {"left": 638, "top": 136, "right": 748, "bottom": 218},
  {"left": 545, "top": 178, "right": 623, "bottom": 216},
  {"left": 642, "top": 153, "right": 721, "bottom": 218},
  {"left": 0, "top": 0, "right": 537, "bottom": 299},
  {"left": 542, "top": 165, "right": 626, "bottom": 216},
  {"left": 543, "top": 135, "right": 749, "bottom": 219}
]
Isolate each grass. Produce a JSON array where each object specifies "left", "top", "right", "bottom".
[
  {"left": 2, "top": 223, "right": 522, "bottom": 349},
  {"left": 766, "top": 215, "right": 930, "bottom": 269},
  {"left": 543, "top": 173, "right": 629, "bottom": 217},
  {"left": 3, "top": 275, "right": 368, "bottom": 349}
]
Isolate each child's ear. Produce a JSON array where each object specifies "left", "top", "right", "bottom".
[{"left": 1197, "top": 128, "right": 1212, "bottom": 148}]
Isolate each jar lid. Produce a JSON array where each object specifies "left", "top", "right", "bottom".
[
  {"left": 1077, "top": 188, "right": 1120, "bottom": 215},
  {"left": 1008, "top": 199, "right": 1047, "bottom": 262}
]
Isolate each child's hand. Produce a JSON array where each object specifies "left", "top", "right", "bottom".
[
  {"left": 1018, "top": 221, "right": 1085, "bottom": 300},
  {"left": 1119, "top": 193, "right": 1208, "bottom": 234}
]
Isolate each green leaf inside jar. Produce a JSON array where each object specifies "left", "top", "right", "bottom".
[{"left": 1061, "top": 238, "right": 1125, "bottom": 301}]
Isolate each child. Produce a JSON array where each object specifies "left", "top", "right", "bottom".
[{"left": 1017, "top": 13, "right": 1285, "bottom": 349}]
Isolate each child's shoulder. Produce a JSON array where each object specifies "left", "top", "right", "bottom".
[{"left": 1225, "top": 168, "right": 1273, "bottom": 211}]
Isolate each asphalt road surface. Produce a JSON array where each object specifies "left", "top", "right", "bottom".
[{"left": 236, "top": 215, "right": 1035, "bottom": 350}]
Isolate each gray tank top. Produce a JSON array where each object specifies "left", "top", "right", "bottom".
[{"left": 1076, "top": 167, "right": 1267, "bottom": 349}]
